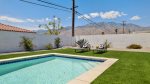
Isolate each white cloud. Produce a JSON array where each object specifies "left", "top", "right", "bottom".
[
  {"left": 78, "top": 14, "right": 91, "bottom": 19},
  {"left": 121, "top": 12, "right": 127, "bottom": 16},
  {"left": 0, "top": 15, "right": 52, "bottom": 23},
  {"left": 26, "top": 19, "right": 35, "bottom": 22},
  {"left": 54, "top": 17, "right": 58, "bottom": 20},
  {"left": 78, "top": 11, "right": 127, "bottom": 20},
  {"left": 100, "top": 11, "right": 126, "bottom": 19},
  {"left": 36, "top": 19, "right": 45, "bottom": 23},
  {"left": 45, "top": 18, "right": 51, "bottom": 21},
  {"left": 0, "top": 16, "right": 25, "bottom": 23},
  {"left": 90, "top": 12, "right": 99, "bottom": 18},
  {"left": 130, "top": 16, "right": 141, "bottom": 21},
  {"left": 32, "top": 18, "right": 51, "bottom": 23}
]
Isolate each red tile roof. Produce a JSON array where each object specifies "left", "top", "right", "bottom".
[{"left": 0, "top": 23, "right": 35, "bottom": 33}]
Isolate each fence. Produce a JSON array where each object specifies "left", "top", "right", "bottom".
[
  {"left": 75, "top": 33, "right": 150, "bottom": 49},
  {"left": 0, "top": 31, "right": 150, "bottom": 53},
  {"left": 0, "top": 31, "right": 75, "bottom": 53}
]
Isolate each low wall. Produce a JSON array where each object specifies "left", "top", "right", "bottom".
[
  {"left": 75, "top": 33, "right": 150, "bottom": 49},
  {"left": 0, "top": 31, "right": 75, "bottom": 53},
  {"left": 0, "top": 31, "right": 150, "bottom": 53}
]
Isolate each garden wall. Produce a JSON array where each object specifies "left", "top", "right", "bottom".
[
  {"left": 0, "top": 31, "right": 150, "bottom": 53},
  {"left": 0, "top": 31, "right": 75, "bottom": 53},
  {"left": 75, "top": 33, "right": 150, "bottom": 49}
]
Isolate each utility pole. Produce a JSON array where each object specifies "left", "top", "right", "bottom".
[
  {"left": 122, "top": 21, "right": 126, "bottom": 34},
  {"left": 53, "top": 16, "right": 56, "bottom": 30},
  {"left": 115, "top": 29, "right": 118, "bottom": 34},
  {"left": 128, "top": 29, "right": 131, "bottom": 34},
  {"left": 72, "top": 0, "right": 75, "bottom": 37}
]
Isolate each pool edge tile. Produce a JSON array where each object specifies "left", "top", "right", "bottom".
[
  {"left": 67, "top": 79, "right": 90, "bottom": 84},
  {"left": 68, "top": 58, "right": 118, "bottom": 84}
]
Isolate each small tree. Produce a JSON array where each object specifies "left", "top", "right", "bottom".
[
  {"left": 55, "top": 37, "right": 61, "bottom": 48},
  {"left": 104, "top": 40, "right": 111, "bottom": 48},
  {"left": 39, "top": 16, "right": 64, "bottom": 35},
  {"left": 45, "top": 43, "right": 53, "bottom": 50},
  {"left": 20, "top": 36, "right": 34, "bottom": 51}
]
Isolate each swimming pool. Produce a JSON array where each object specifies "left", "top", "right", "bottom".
[{"left": 0, "top": 54, "right": 105, "bottom": 84}]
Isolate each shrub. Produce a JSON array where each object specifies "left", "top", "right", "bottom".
[
  {"left": 96, "top": 46, "right": 99, "bottom": 49},
  {"left": 45, "top": 43, "right": 53, "bottom": 50},
  {"left": 104, "top": 40, "right": 111, "bottom": 48},
  {"left": 127, "top": 44, "right": 142, "bottom": 49},
  {"left": 76, "top": 39, "right": 88, "bottom": 48},
  {"left": 55, "top": 37, "right": 61, "bottom": 48},
  {"left": 20, "top": 36, "right": 34, "bottom": 51}
]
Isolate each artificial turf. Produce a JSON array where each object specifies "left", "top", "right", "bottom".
[{"left": 0, "top": 48, "right": 150, "bottom": 84}]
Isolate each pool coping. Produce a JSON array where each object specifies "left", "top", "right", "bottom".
[{"left": 0, "top": 53, "right": 118, "bottom": 84}]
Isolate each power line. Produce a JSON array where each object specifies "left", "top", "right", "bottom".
[
  {"left": 37, "top": 0, "right": 72, "bottom": 10},
  {"left": 76, "top": 12, "right": 99, "bottom": 24},
  {"left": 20, "top": 0, "right": 71, "bottom": 12},
  {"left": 38, "top": 0, "right": 76, "bottom": 37},
  {"left": 38, "top": 0, "right": 92, "bottom": 24},
  {"left": 20, "top": 0, "right": 111, "bottom": 33},
  {"left": 76, "top": 12, "right": 111, "bottom": 32},
  {"left": 36, "top": 0, "right": 111, "bottom": 32},
  {"left": 37, "top": 0, "right": 76, "bottom": 36},
  {"left": 76, "top": 13, "right": 92, "bottom": 23}
]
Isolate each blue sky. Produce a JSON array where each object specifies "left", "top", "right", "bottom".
[{"left": 0, "top": 0, "right": 150, "bottom": 30}]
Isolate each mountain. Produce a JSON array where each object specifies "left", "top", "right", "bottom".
[
  {"left": 35, "top": 22, "right": 150, "bottom": 35},
  {"left": 60, "top": 22, "right": 150, "bottom": 36},
  {"left": 34, "top": 29, "right": 47, "bottom": 34}
]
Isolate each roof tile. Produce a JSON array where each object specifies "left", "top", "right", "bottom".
[{"left": 0, "top": 23, "right": 35, "bottom": 33}]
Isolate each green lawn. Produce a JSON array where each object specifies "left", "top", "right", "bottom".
[{"left": 0, "top": 48, "right": 150, "bottom": 84}]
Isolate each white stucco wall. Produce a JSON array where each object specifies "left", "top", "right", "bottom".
[
  {"left": 0, "top": 31, "right": 35, "bottom": 53},
  {"left": 0, "top": 31, "right": 74, "bottom": 53},
  {"left": 0, "top": 31, "right": 150, "bottom": 53},
  {"left": 75, "top": 33, "right": 150, "bottom": 49}
]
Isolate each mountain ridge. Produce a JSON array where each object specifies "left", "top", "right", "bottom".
[
  {"left": 60, "top": 22, "right": 150, "bottom": 36},
  {"left": 35, "top": 22, "right": 150, "bottom": 35}
]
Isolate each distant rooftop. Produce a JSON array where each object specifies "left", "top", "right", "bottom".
[{"left": 0, "top": 23, "right": 35, "bottom": 33}]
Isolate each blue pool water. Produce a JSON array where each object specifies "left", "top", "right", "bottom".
[{"left": 0, "top": 55, "right": 102, "bottom": 84}]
